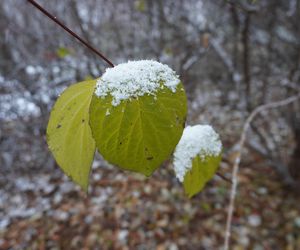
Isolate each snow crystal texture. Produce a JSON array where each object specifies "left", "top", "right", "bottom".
[
  {"left": 95, "top": 60, "right": 180, "bottom": 106},
  {"left": 173, "top": 125, "right": 222, "bottom": 182}
]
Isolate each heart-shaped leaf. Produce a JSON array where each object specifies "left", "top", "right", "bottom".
[
  {"left": 89, "top": 60, "right": 187, "bottom": 176},
  {"left": 90, "top": 84, "right": 187, "bottom": 176},
  {"left": 47, "top": 80, "right": 96, "bottom": 190},
  {"left": 173, "top": 125, "right": 222, "bottom": 198}
]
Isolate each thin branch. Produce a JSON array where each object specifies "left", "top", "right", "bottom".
[
  {"left": 216, "top": 172, "right": 232, "bottom": 184},
  {"left": 246, "top": 140, "right": 296, "bottom": 186},
  {"left": 27, "top": 0, "right": 114, "bottom": 68},
  {"left": 223, "top": 92, "right": 300, "bottom": 250}
]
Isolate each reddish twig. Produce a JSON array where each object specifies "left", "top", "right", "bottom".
[{"left": 27, "top": 0, "right": 114, "bottom": 67}]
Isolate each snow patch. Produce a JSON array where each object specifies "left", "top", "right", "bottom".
[
  {"left": 173, "top": 125, "right": 222, "bottom": 182},
  {"left": 25, "top": 65, "right": 37, "bottom": 75},
  {"left": 248, "top": 214, "right": 262, "bottom": 227},
  {"left": 95, "top": 60, "right": 180, "bottom": 106},
  {"left": 118, "top": 230, "right": 129, "bottom": 243}
]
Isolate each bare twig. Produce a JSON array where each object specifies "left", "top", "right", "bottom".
[
  {"left": 216, "top": 172, "right": 232, "bottom": 184},
  {"left": 27, "top": 0, "right": 114, "bottom": 67},
  {"left": 223, "top": 92, "right": 300, "bottom": 250}
]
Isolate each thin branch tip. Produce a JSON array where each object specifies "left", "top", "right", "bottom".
[{"left": 27, "top": 0, "right": 114, "bottom": 68}]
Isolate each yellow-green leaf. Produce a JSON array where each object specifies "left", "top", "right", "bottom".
[
  {"left": 134, "top": 0, "right": 146, "bottom": 12},
  {"left": 56, "top": 47, "right": 72, "bottom": 58},
  {"left": 183, "top": 154, "right": 222, "bottom": 198},
  {"left": 89, "top": 83, "right": 187, "bottom": 176},
  {"left": 47, "top": 80, "right": 96, "bottom": 190}
]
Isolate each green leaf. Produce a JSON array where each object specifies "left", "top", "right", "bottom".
[
  {"left": 56, "top": 47, "right": 71, "bottom": 58},
  {"left": 134, "top": 0, "right": 146, "bottom": 12},
  {"left": 47, "top": 80, "right": 96, "bottom": 191},
  {"left": 89, "top": 83, "right": 187, "bottom": 176},
  {"left": 183, "top": 154, "right": 222, "bottom": 198}
]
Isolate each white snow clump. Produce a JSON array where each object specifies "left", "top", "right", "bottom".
[
  {"left": 173, "top": 125, "right": 222, "bottom": 182},
  {"left": 95, "top": 60, "right": 180, "bottom": 106}
]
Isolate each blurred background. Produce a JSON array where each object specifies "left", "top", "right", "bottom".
[{"left": 0, "top": 0, "right": 300, "bottom": 249}]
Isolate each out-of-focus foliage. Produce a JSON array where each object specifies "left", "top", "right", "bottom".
[{"left": 56, "top": 47, "right": 72, "bottom": 58}]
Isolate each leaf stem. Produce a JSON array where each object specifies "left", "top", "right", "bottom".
[{"left": 27, "top": 0, "right": 114, "bottom": 67}]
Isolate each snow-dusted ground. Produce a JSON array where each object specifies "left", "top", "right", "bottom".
[{"left": 0, "top": 160, "right": 112, "bottom": 230}]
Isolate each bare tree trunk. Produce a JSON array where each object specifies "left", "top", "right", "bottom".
[
  {"left": 229, "top": 4, "right": 241, "bottom": 97},
  {"left": 230, "top": 4, "right": 240, "bottom": 70},
  {"left": 289, "top": 121, "right": 300, "bottom": 182},
  {"left": 287, "top": 0, "right": 300, "bottom": 185},
  {"left": 242, "top": 12, "right": 251, "bottom": 111}
]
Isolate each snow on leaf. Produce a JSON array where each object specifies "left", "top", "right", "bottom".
[
  {"left": 173, "top": 125, "right": 222, "bottom": 198},
  {"left": 95, "top": 60, "right": 180, "bottom": 106},
  {"left": 90, "top": 61, "right": 187, "bottom": 176}
]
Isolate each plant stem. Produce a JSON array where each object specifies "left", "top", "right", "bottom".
[
  {"left": 27, "top": 0, "right": 114, "bottom": 68},
  {"left": 223, "top": 92, "right": 300, "bottom": 250}
]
